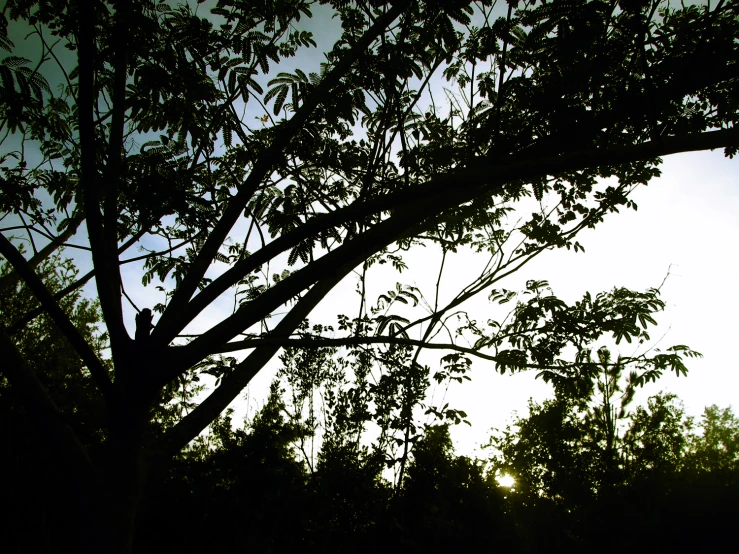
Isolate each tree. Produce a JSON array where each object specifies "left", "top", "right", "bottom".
[
  {"left": 0, "top": 251, "right": 207, "bottom": 552},
  {"left": 1, "top": 0, "right": 738, "bottom": 551},
  {"left": 487, "top": 368, "right": 739, "bottom": 553},
  {"left": 687, "top": 404, "right": 739, "bottom": 473},
  {"left": 136, "top": 382, "right": 312, "bottom": 553},
  {"left": 395, "top": 424, "right": 517, "bottom": 553}
]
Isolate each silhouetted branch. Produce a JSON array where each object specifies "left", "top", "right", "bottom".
[
  {"left": 153, "top": 0, "right": 413, "bottom": 347},
  {"left": 0, "top": 234, "right": 114, "bottom": 402}
]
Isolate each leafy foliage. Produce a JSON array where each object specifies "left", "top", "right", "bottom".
[
  {"left": 1, "top": 0, "right": 738, "bottom": 551},
  {"left": 487, "top": 372, "right": 739, "bottom": 553}
]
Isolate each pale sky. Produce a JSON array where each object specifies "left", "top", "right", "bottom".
[{"left": 445, "top": 149, "right": 739, "bottom": 453}]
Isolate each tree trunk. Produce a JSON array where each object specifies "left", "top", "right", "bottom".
[{"left": 80, "top": 440, "right": 150, "bottom": 554}]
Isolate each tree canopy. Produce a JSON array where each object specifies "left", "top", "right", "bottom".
[
  {"left": 487, "top": 381, "right": 739, "bottom": 553},
  {"left": 1, "top": 0, "right": 738, "bottom": 551}
]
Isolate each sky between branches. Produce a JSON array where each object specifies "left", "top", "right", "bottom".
[
  {"left": 164, "top": 1, "right": 739, "bottom": 454},
  {"left": 3, "top": 1, "right": 737, "bottom": 456},
  {"left": 203, "top": 1, "right": 739, "bottom": 452}
]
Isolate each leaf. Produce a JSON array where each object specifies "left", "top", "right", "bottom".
[
  {"left": 1, "top": 55, "right": 30, "bottom": 67},
  {"left": 0, "top": 65, "right": 12, "bottom": 90},
  {"left": 248, "top": 77, "right": 263, "bottom": 95},
  {"left": 15, "top": 72, "right": 30, "bottom": 97},
  {"left": 257, "top": 51, "right": 269, "bottom": 73},
  {"left": 273, "top": 85, "right": 288, "bottom": 115},
  {"left": 532, "top": 181, "right": 543, "bottom": 201},
  {"left": 0, "top": 31, "right": 12, "bottom": 53},
  {"left": 264, "top": 83, "right": 285, "bottom": 103}
]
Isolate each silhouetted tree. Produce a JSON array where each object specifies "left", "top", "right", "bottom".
[
  {"left": 2, "top": 1, "right": 738, "bottom": 550},
  {"left": 395, "top": 424, "right": 517, "bottom": 553},
  {"left": 489, "top": 373, "right": 739, "bottom": 553}
]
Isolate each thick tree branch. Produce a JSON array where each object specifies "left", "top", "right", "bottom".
[
  {"left": 154, "top": 268, "right": 352, "bottom": 459},
  {"left": 150, "top": 30, "right": 739, "bottom": 345},
  {"left": 77, "top": 0, "right": 130, "bottom": 358},
  {"left": 157, "top": 126, "right": 739, "bottom": 375},
  {"left": 152, "top": 0, "right": 411, "bottom": 347},
  {"left": 0, "top": 234, "right": 114, "bottom": 402},
  {"left": 101, "top": 1, "right": 129, "bottom": 324},
  {"left": 212, "top": 335, "right": 500, "bottom": 363}
]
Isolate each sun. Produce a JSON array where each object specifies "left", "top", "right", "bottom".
[{"left": 496, "top": 474, "right": 515, "bottom": 488}]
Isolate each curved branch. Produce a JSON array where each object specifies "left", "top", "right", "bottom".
[
  {"left": 159, "top": 125, "right": 739, "bottom": 370},
  {"left": 0, "top": 234, "right": 114, "bottom": 403}
]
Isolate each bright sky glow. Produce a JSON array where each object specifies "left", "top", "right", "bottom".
[
  {"left": 436, "top": 149, "right": 739, "bottom": 455},
  {"left": 497, "top": 474, "right": 515, "bottom": 488}
]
